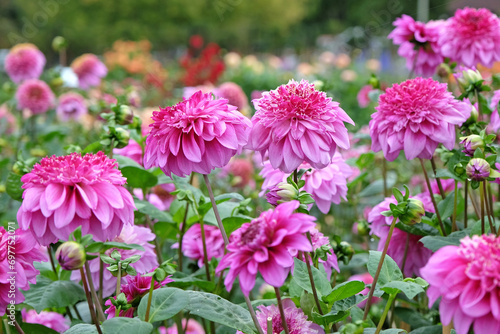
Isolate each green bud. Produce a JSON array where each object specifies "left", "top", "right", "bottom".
[
  {"left": 55, "top": 241, "right": 86, "bottom": 271},
  {"left": 52, "top": 36, "right": 68, "bottom": 51},
  {"left": 113, "top": 127, "right": 130, "bottom": 148},
  {"left": 115, "top": 105, "right": 134, "bottom": 125},
  {"left": 356, "top": 220, "right": 370, "bottom": 236},
  {"left": 339, "top": 241, "right": 354, "bottom": 260},
  {"left": 399, "top": 198, "right": 425, "bottom": 225},
  {"left": 312, "top": 80, "right": 324, "bottom": 91}
]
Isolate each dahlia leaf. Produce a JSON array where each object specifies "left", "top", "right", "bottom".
[
  {"left": 6, "top": 172, "right": 23, "bottom": 201},
  {"left": 63, "top": 324, "right": 98, "bottom": 334},
  {"left": 322, "top": 280, "right": 365, "bottom": 304},
  {"left": 367, "top": 251, "right": 403, "bottom": 286},
  {"left": 382, "top": 281, "right": 425, "bottom": 299},
  {"left": 138, "top": 287, "right": 189, "bottom": 323},
  {"left": 395, "top": 222, "right": 440, "bottom": 237},
  {"left": 134, "top": 199, "right": 173, "bottom": 223},
  {"left": 393, "top": 307, "right": 433, "bottom": 329},
  {"left": 292, "top": 258, "right": 333, "bottom": 297},
  {"left": 420, "top": 230, "right": 468, "bottom": 251},
  {"left": 437, "top": 190, "right": 464, "bottom": 220},
  {"left": 408, "top": 325, "right": 443, "bottom": 334},
  {"left": 102, "top": 317, "right": 153, "bottom": 334},
  {"left": 120, "top": 166, "right": 158, "bottom": 189}
]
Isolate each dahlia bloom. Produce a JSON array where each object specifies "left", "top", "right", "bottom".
[
  {"left": 388, "top": 15, "right": 444, "bottom": 76},
  {"left": 0, "top": 227, "right": 46, "bottom": 316},
  {"left": 421, "top": 234, "right": 500, "bottom": 334},
  {"left": 172, "top": 223, "right": 225, "bottom": 267},
  {"left": 72, "top": 224, "right": 158, "bottom": 297},
  {"left": 357, "top": 85, "right": 374, "bottom": 108},
  {"left": 17, "top": 152, "right": 135, "bottom": 246},
  {"left": 71, "top": 53, "right": 108, "bottom": 89},
  {"left": 160, "top": 319, "right": 205, "bottom": 334},
  {"left": 488, "top": 90, "right": 500, "bottom": 133},
  {"left": 4, "top": 43, "right": 46, "bottom": 83},
  {"left": 114, "top": 139, "right": 144, "bottom": 165},
  {"left": 214, "top": 82, "right": 249, "bottom": 115},
  {"left": 347, "top": 272, "right": 381, "bottom": 308},
  {"left": 133, "top": 183, "right": 176, "bottom": 212},
  {"left": 216, "top": 201, "right": 315, "bottom": 296},
  {"left": 307, "top": 228, "right": 339, "bottom": 279},
  {"left": 56, "top": 92, "right": 88, "bottom": 122},
  {"left": 105, "top": 272, "right": 174, "bottom": 318},
  {"left": 247, "top": 79, "right": 354, "bottom": 173},
  {"left": 367, "top": 195, "right": 433, "bottom": 277},
  {"left": 144, "top": 91, "right": 252, "bottom": 177},
  {"left": 222, "top": 157, "right": 255, "bottom": 188},
  {"left": 369, "top": 77, "right": 470, "bottom": 161},
  {"left": 15, "top": 79, "right": 55, "bottom": 114},
  {"left": 22, "top": 309, "right": 70, "bottom": 333},
  {"left": 439, "top": 7, "right": 500, "bottom": 68},
  {"left": 236, "top": 299, "right": 324, "bottom": 334},
  {"left": 259, "top": 152, "right": 353, "bottom": 214}
]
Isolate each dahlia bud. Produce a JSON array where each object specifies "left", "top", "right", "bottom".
[
  {"left": 466, "top": 158, "right": 500, "bottom": 181},
  {"left": 55, "top": 241, "right": 86, "bottom": 271},
  {"left": 436, "top": 63, "right": 451, "bottom": 79},
  {"left": 458, "top": 68, "right": 482, "bottom": 91},
  {"left": 463, "top": 105, "right": 478, "bottom": 126},
  {"left": 356, "top": 220, "right": 370, "bottom": 236},
  {"left": 460, "top": 135, "right": 484, "bottom": 156},
  {"left": 266, "top": 182, "right": 299, "bottom": 206},
  {"left": 52, "top": 36, "right": 68, "bottom": 52},
  {"left": 339, "top": 241, "right": 354, "bottom": 262},
  {"left": 312, "top": 80, "right": 324, "bottom": 91},
  {"left": 113, "top": 127, "right": 130, "bottom": 148},
  {"left": 115, "top": 105, "right": 134, "bottom": 125},
  {"left": 399, "top": 198, "right": 425, "bottom": 226},
  {"left": 130, "top": 115, "right": 142, "bottom": 132}
]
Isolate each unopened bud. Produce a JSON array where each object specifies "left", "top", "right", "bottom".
[
  {"left": 115, "top": 105, "right": 134, "bottom": 125},
  {"left": 113, "top": 127, "right": 130, "bottom": 148},
  {"left": 52, "top": 36, "right": 68, "bottom": 52},
  {"left": 55, "top": 241, "right": 86, "bottom": 271},
  {"left": 399, "top": 198, "right": 425, "bottom": 225},
  {"left": 460, "top": 135, "right": 484, "bottom": 157},
  {"left": 266, "top": 182, "right": 298, "bottom": 206},
  {"left": 466, "top": 158, "right": 500, "bottom": 181}
]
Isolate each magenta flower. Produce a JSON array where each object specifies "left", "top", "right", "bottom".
[
  {"left": 214, "top": 82, "right": 249, "bottom": 114},
  {"left": 114, "top": 139, "right": 143, "bottom": 165},
  {"left": 348, "top": 272, "right": 381, "bottom": 308},
  {"left": 439, "top": 7, "right": 500, "bottom": 68},
  {"left": 421, "top": 234, "right": 500, "bottom": 334},
  {"left": 488, "top": 90, "right": 500, "bottom": 133},
  {"left": 367, "top": 195, "right": 433, "bottom": 277},
  {"left": 388, "top": 15, "right": 444, "bottom": 76},
  {"left": 161, "top": 319, "right": 205, "bottom": 334},
  {"left": 72, "top": 224, "right": 158, "bottom": 297},
  {"left": 17, "top": 152, "right": 135, "bottom": 246},
  {"left": 247, "top": 79, "right": 354, "bottom": 173},
  {"left": 22, "top": 309, "right": 70, "bottom": 333},
  {"left": 466, "top": 158, "right": 496, "bottom": 181},
  {"left": 369, "top": 77, "right": 470, "bottom": 161},
  {"left": 144, "top": 91, "right": 252, "bottom": 177},
  {"left": 15, "top": 79, "right": 55, "bottom": 115},
  {"left": 172, "top": 223, "right": 225, "bottom": 267},
  {"left": 216, "top": 201, "right": 315, "bottom": 296},
  {"left": 237, "top": 299, "right": 324, "bottom": 334},
  {"left": 56, "top": 92, "right": 88, "bottom": 122},
  {"left": 71, "top": 53, "right": 108, "bottom": 90},
  {"left": 0, "top": 227, "right": 46, "bottom": 316},
  {"left": 4, "top": 43, "right": 46, "bottom": 83}
]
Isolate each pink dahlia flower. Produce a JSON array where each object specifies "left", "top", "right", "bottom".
[
  {"left": 0, "top": 227, "right": 46, "bottom": 316},
  {"left": 237, "top": 299, "right": 325, "bottom": 334},
  {"left": 259, "top": 152, "right": 352, "bottom": 214},
  {"left": 71, "top": 53, "right": 108, "bottom": 90},
  {"left": 172, "top": 223, "right": 225, "bottom": 267},
  {"left": 439, "top": 7, "right": 500, "bottom": 68},
  {"left": 22, "top": 309, "right": 70, "bottom": 333},
  {"left": 56, "top": 92, "right": 88, "bottom": 122},
  {"left": 307, "top": 228, "right": 339, "bottom": 279},
  {"left": 105, "top": 272, "right": 173, "bottom": 318},
  {"left": 160, "top": 319, "right": 205, "bottom": 334},
  {"left": 388, "top": 15, "right": 444, "bottom": 76},
  {"left": 15, "top": 79, "right": 55, "bottom": 114},
  {"left": 348, "top": 272, "right": 381, "bottom": 308},
  {"left": 367, "top": 195, "right": 433, "bottom": 277},
  {"left": 223, "top": 157, "right": 256, "bottom": 188},
  {"left": 72, "top": 224, "right": 158, "bottom": 297},
  {"left": 217, "top": 200, "right": 315, "bottom": 296},
  {"left": 421, "top": 234, "right": 500, "bottom": 334},
  {"left": 357, "top": 85, "right": 374, "bottom": 108},
  {"left": 144, "top": 91, "right": 252, "bottom": 177},
  {"left": 247, "top": 79, "right": 354, "bottom": 173},
  {"left": 133, "top": 183, "right": 176, "bottom": 212},
  {"left": 488, "top": 90, "right": 500, "bottom": 133},
  {"left": 214, "top": 82, "right": 249, "bottom": 114},
  {"left": 17, "top": 152, "right": 135, "bottom": 246},
  {"left": 4, "top": 43, "right": 46, "bottom": 83},
  {"left": 369, "top": 77, "right": 470, "bottom": 161},
  {"left": 114, "top": 139, "right": 143, "bottom": 166}
]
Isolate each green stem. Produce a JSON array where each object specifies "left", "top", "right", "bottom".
[
  {"left": 452, "top": 181, "right": 458, "bottom": 232},
  {"left": 203, "top": 174, "right": 229, "bottom": 245},
  {"left": 363, "top": 216, "right": 398, "bottom": 321},
  {"left": 73, "top": 306, "right": 83, "bottom": 320},
  {"left": 116, "top": 263, "right": 122, "bottom": 297},
  {"left": 481, "top": 181, "right": 485, "bottom": 234},
  {"left": 304, "top": 232, "right": 324, "bottom": 315},
  {"left": 178, "top": 201, "right": 190, "bottom": 271},
  {"left": 115, "top": 306, "right": 120, "bottom": 318},
  {"left": 401, "top": 233, "right": 410, "bottom": 277},
  {"left": 382, "top": 159, "right": 388, "bottom": 197},
  {"left": 244, "top": 297, "right": 265, "bottom": 334},
  {"left": 267, "top": 317, "right": 273, "bottom": 334},
  {"left": 430, "top": 157, "right": 446, "bottom": 199},
  {"left": 200, "top": 220, "right": 211, "bottom": 281},
  {"left": 485, "top": 182, "right": 496, "bottom": 234},
  {"left": 293, "top": 169, "right": 298, "bottom": 184},
  {"left": 3, "top": 319, "right": 11, "bottom": 334},
  {"left": 464, "top": 179, "right": 469, "bottom": 228},
  {"left": 84, "top": 262, "right": 106, "bottom": 322},
  {"left": 144, "top": 276, "right": 156, "bottom": 322},
  {"left": 419, "top": 158, "right": 447, "bottom": 236},
  {"left": 475, "top": 90, "right": 483, "bottom": 122},
  {"left": 375, "top": 293, "right": 397, "bottom": 334},
  {"left": 274, "top": 287, "right": 290, "bottom": 334},
  {"left": 80, "top": 268, "right": 103, "bottom": 334},
  {"left": 99, "top": 257, "right": 104, "bottom": 307}
]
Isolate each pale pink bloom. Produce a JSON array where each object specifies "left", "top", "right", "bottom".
[
  {"left": 182, "top": 84, "right": 215, "bottom": 99},
  {"left": 4, "top": 43, "right": 46, "bottom": 83},
  {"left": 56, "top": 92, "right": 87, "bottom": 122},
  {"left": 357, "top": 85, "right": 374, "bottom": 108},
  {"left": 15, "top": 79, "right": 55, "bottom": 114},
  {"left": 348, "top": 272, "right": 381, "bottom": 308},
  {"left": 222, "top": 157, "right": 256, "bottom": 188},
  {"left": 133, "top": 183, "right": 176, "bottom": 211},
  {"left": 369, "top": 77, "right": 470, "bottom": 161},
  {"left": 0, "top": 104, "right": 17, "bottom": 135},
  {"left": 172, "top": 224, "right": 225, "bottom": 267},
  {"left": 71, "top": 54, "right": 108, "bottom": 89},
  {"left": 144, "top": 91, "right": 252, "bottom": 177},
  {"left": 247, "top": 79, "right": 354, "bottom": 173},
  {"left": 388, "top": 15, "right": 444, "bottom": 76},
  {"left": 237, "top": 299, "right": 324, "bottom": 334},
  {"left": 488, "top": 90, "right": 500, "bottom": 133},
  {"left": 367, "top": 195, "right": 433, "bottom": 277},
  {"left": 114, "top": 139, "right": 143, "bottom": 165},
  {"left": 421, "top": 234, "right": 500, "bottom": 334},
  {"left": 0, "top": 227, "right": 46, "bottom": 316},
  {"left": 161, "top": 319, "right": 205, "bottom": 334},
  {"left": 217, "top": 201, "right": 315, "bottom": 296},
  {"left": 72, "top": 224, "right": 158, "bottom": 297},
  {"left": 214, "top": 82, "right": 249, "bottom": 112},
  {"left": 22, "top": 309, "right": 69, "bottom": 333},
  {"left": 17, "top": 152, "right": 135, "bottom": 246},
  {"left": 439, "top": 7, "right": 500, "bottom": 68}
]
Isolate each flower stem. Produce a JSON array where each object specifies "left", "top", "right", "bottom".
[
  {"left": 401, "top": 233, "right": 410, "bottom": 277},
  {"left": 274, "top": 287, "right": 290, "bottom": 334},
  {"left": 203, "top": 174, "right": 229, "bottom": 246},
  {"left": 116, "top": 263, "right": 122, "bottom": 297},
  {"left": 375, "top": 293, "right": 397, "bottom": 334},
  {"left": 293, "top": 169, "right": 298, "bottom": 184},
  {"left": 484, "top": 182, "right": 496, "bottom": 234},
  {"left": 2, "top": 318, "right": 10, "bottom": 334},
  {"left": 84, "top": 262, "right": 106, "bottom": 322},
  {"left": 304, "top": 232, "right": 324, "bottom": 315},
  {"left": 464, "top": 180, "right": 469, "bottom": 228},
  {"left": 481, "top": 181, "right": 485, "bottom": 234},
  {"left": 99, "top": 257, "right": 104, "bottom": 307},
  {"left": 382, "top": 159, "right": 388, "bottom": 197},
  {"left": 48, "top": 244, "right": 58, "bottom": 273},
  {"left": 199, "top": 219, "right": 211, "bottom": 281},
  {"left": 13, "top": 320, "right": 25, "bottom": 334},
  {"left": 363, "top": 216, "right": 397, "bottom": 321},
  {"left": 430, "top": 157, "right": 446, "bottom": 199},
  {"left": 73, "top": 306, "right": 83, "bottom": 320},
  {"left": 80, "top": 268, "right": 103, "bottom": 334},
  {"left": 245, "top": 296, "right": 265, "bottom": 334},
  {"left": 178, "top": 201, "right": 190, "bottom": 271},
  {"left": 144, "top": 276, "right": 156, "bottom": 322},
  {"left": 452, "top": 180, "right": 458, "bottom": 232},
  {"left": 266, "top": 317, "right": 273, "bottom": 334},
  {"left": 419, "top": 158, "right": 447, "bottom": 236}
]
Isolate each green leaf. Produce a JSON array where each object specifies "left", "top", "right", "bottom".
[
  {"left": 395, "top": 222, "right": 439, "bottom": 237},
  {"left": 114, "top": 155, "right": 143, "bottom": 169},
  {"left": 394, "top": 307, "right": 433, "bottom": 329},
  {"left": 409, "top": 325, "right": 442, "bottom": 334},
  {"left": 184, "top": 291, "right": 255, "bottom": 333},
  {"left": 102, "top": 317, "right": 153, "bottom": 334},
  {"left": 381, "top": 281, "right": 425, "bottom": 299},
  {"left": 63, "top": 324, "right": 98, "bottom": 334},
  {"left": 168, "top": 275, "right": 216, "bottom": 291},
  {"left": 437, "top": 190, "right": 464, "bottom": 221},
  {"left": 134, "top": 199, "right": 173, "bottom": 222},
  {"left": 6, "top": 172, "right": 23, "bottom": 201},
  {"left": 121, "top": 166, "right": 158, "bottom": 189},
  {"left": 204, "top": 201, "right": 240, "bottom": 226},
  {"left": 138, "top": 288, "right": 189, "bottom": 323},
  {"left": 435, "top": 169, "right": 461, "bottom": 181},
  {"left": 19, "top": 323, "right": 58, "bottom": 334},
  {"left": 102, "top": 241, "right": 145, "bottom": 251},
  {"left": 314, "top": 295, "right": 366, "bottom": 326},
  {"left": 322, "top": 280, "right": 365, "bottom": 304},
  {"left": 367, "top": 251, "right": 403, "bottom": 286},
  {"left": 420, "top": 230, "right": 468, "bottom": 252},
  {"left": 291, "top": 258, "right": 332, "bottom": 297},
  {"left": 359, "top": 172, "right": 397, "bottom": 197},
  {"left": 364, "top": 329, "right": 406, "bottom": 334},
  {"left": 22, "top": 277, "right": 85, "bottom": 313},
  {"left": 82, "top": 141, "right": 103, "bottom": 154},
  {"left": 221, "top": 215, "right": 252, "bottom": 234}
]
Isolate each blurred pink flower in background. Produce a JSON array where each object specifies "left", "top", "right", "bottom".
[
  {"left": 15, "top": 79, "right": 55, "bottom": 114},
  {"left": 222, "top": 157, "right": 256, "bottom": 188},
  {"left": 71, "top": 53, "right": 108, "bottom": 89},
  {"left": 307, "top": 228, "right": 339, "bottom": 279},
  {"left": 357, "top": 85, "right": 375, "bottom": 108},
  {"left": 56, "top": 92, "right": 88, "bottom": 122},
  {"left": 0, "top": 104, "right": 17, "bottom": 134},
  {"left": 133, "top": 183, "right": 176, "bottom": 212},
  {"left": 488, "top": 90, "right": 500, "bottom": 133},
  {"left": 114, "top": 139, "right": 144, "bottom": 165},
  {"left": 160, "top": 319, "right": 205, "bottom": 334},
  {"left": 5, "top": 43, "right": 46, "bottom": 83},
  {"left": 214, "top": 82, "right": 249, "bottom": 115},
  {"left": 22, "top": 309, "right": 69, "bottom": 333},
  {"left": 347, "top": 272, "right": 381, "bottom": 308}
]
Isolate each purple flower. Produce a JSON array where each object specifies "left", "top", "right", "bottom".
[
  {"left": 56, "top": 92, "right": 88, "bottom": 122},
  {"left": 5, "top": 43, "right": 46, "bottom": 83},
  {"left": 22, "top": 309, "right": 69, "bottom": 333},
  {"left": 71, "top": 53, "right": 108, "bottom": 89},
  {"left": 15, "top": 79, "right": 55, "bottom": 115}
]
